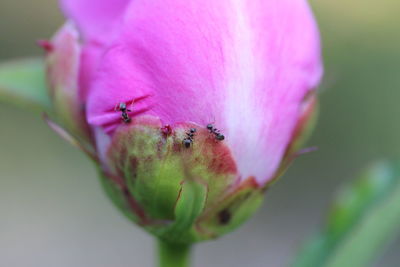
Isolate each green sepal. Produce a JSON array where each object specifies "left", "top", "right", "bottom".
[
  {"left": 153, "top": 179, "right": 208, "bottom": 243},
  {"left": 104, "top": 116, "right": 263, "bottom": 243},
  {"left": 109, "top": 117, "right": 185, "bottom": 221},
  {"left": 0, "top": 58, "right": 51, "bottom": 113},
  {"left": 107, "top": 117, "right": 238, "bottom": 222},
  {"left": 292, "top": 161, "right": 400, "bottom": 267}
]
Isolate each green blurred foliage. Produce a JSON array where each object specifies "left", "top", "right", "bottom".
[
  {"left": 0, "top": 58, "right": 50, "bottom": 112},
  {"left": 293, "top": 161, "right": 400, "bottom": 267},
  {"left": 312, "top": 0, "right": 400, "bottom": 163}
]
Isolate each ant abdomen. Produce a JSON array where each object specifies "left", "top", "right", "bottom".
[{"left": 207, "top": 124, "right": 225, "bottom": 141}]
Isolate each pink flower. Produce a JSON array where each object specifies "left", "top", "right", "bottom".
[{"left": 45, "top": 0, "right": 322, "bottom": 242}]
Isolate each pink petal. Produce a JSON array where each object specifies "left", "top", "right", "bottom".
[
  {"left": 86, "top": 0, "right": 323, "bottom": 185},
  {"left": 60, "top": 0, "right": 131, "bottom": 41},
  {"left": 60, "top": 0, "right": 133, "bottom": 103}
]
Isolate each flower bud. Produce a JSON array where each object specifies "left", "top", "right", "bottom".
[{"left": 44, "top": 0, "right": 323, "bottom": 243}]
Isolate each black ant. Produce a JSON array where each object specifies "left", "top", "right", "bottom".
[
  {"left": 183, "top": 128, "right": 196, "bottom": 148},
  {"left": 115, "top": 102, "right": 132, "bottom": 123},
  {"left": 206, "top": 124, "right": 225, "bottom": 141}
]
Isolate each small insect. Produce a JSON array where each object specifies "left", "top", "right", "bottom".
[
  {"left": 115, "top": 102, "right": 132, "bottom": 123},
  {"left": 207, "top": 124, "right": 225, "bottom": 141},
  {"left": 183, "top": 128, "right": 197, "bottom": 148},
  {"left": 161, "top": 124, "right": 172, "bottom": 137}
]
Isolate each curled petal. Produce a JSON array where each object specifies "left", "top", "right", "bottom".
[
  {"left": 46, "top": 22, "right": 92, "bottom": 143},
  {"left": 60, "top": 0, "right": 133, "bottom": 105}
]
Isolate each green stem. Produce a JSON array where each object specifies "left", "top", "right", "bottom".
[{"left": 157, "top": 239, "right": 192, "bottom": 267}]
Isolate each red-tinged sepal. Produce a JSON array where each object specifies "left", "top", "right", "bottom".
[
  {"left": 266, "top": 93, "right": 319, "bottom": 189},
  {"left": 285, "top": 93, "right": 319, "bottom": 158},
  {"left": 195, "top": 177, "right": 264, "bottom": 240},
  {"left": 102, "top": 115, "right": 263, "bottom": 242}
]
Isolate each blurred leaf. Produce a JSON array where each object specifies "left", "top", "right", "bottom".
[
  {"left": 292, "top": 161, "right": 400, "bottom": 267},
  {"left": 0, "top": 58, "right": 51, "bottom": 113}
]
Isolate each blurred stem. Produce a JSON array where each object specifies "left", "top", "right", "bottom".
[
  {"left": 157, "top": 239, "right": 192, "bottom": 267},
  {"left": 291, "top": 161, "right": 400, "bottom": 267}
]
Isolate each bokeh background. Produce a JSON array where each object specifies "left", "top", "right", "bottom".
[{"left": 1, "top": 0, "right": 399, "bottom": 266}]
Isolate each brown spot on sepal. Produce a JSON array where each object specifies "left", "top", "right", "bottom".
[
  {"left": 195, "top": 177, "right": 263, "bottom": 239},
  {"left": 218, "top": 209, "right": 231, "bottom": 225}
]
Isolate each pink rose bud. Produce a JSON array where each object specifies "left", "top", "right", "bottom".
[{"left": 45, "top": 0, "right": 323, "bottom": 243}]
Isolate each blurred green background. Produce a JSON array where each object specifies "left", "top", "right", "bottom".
[{"left": 0, "top": 0, "right": 399, "bottom": 266}]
